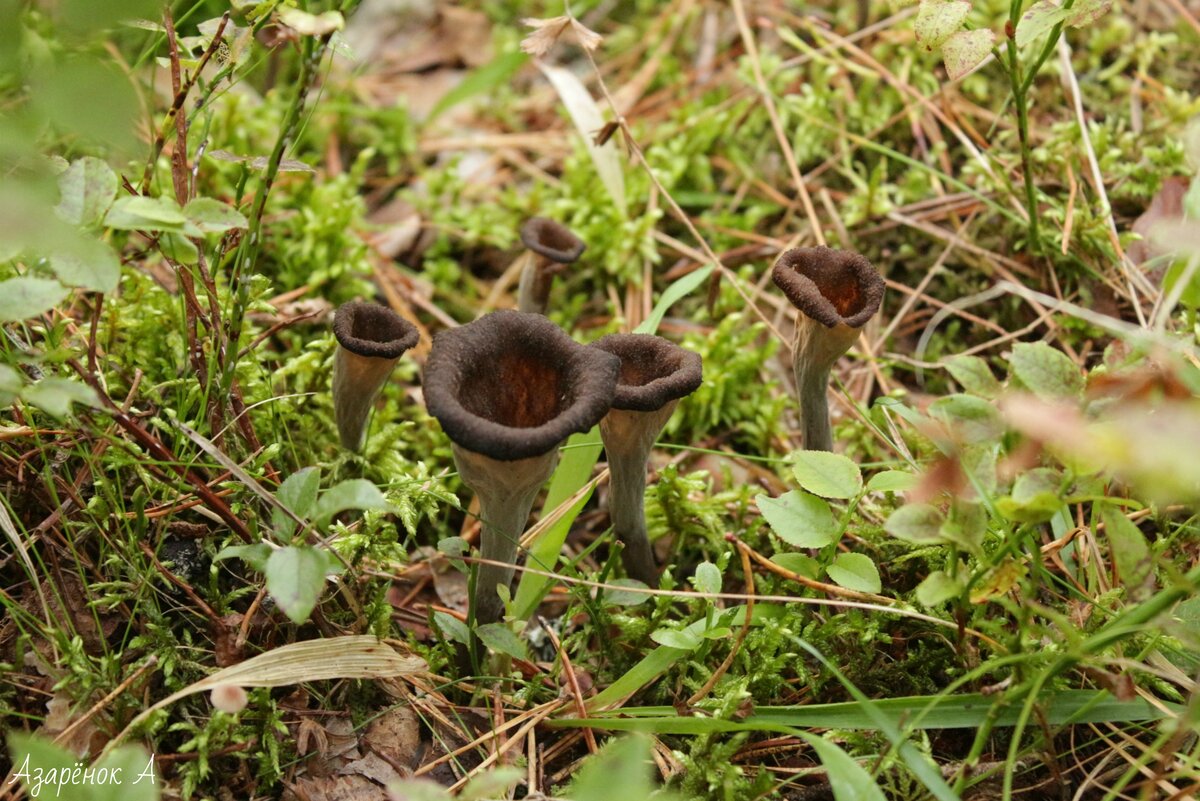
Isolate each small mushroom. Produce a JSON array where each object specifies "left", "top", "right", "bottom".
[
  {"left": 772, "top": 246, "right": 884, "bottom": 452},
  {"left": 424, "top": 310, "right": 620, "bottom": 625},
  {"left": 590, "top": 334, "right": 703, "bottom": 585},
  {"left": 332, "top": 301, "right": 420, "bottom": 451},
  {"left": 516, "top": 217, "right": 586, "bottom": 315}
]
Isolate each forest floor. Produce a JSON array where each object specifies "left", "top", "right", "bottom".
[{"left": 1, "top": 0, "right": 1199, "bottom": 799}]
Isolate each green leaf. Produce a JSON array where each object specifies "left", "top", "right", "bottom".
[
  {"left": 161, "top": 232, "right": 200, "bottom": 265},
  {"left": 55, "top": 156, "right": 118, "bottom": 227},
  {"left": 183, "top": 197, "right": 248, "bottom": 233},
  {"left": 865, "top": 470, "right": 919, "bottom": 493},
  {"left": 634, "top": 263, "right": 715, "bottom": 335},
  {"left": 997, "top": 467, "right": 1064, "bottom": 523},
  {"left": 104, "top": 195, "right": 197, "bottom": 234},
  {"left": 927, "top": 393, "right": 1004, "bottom": 444},
  {"left": 266, "top": 546, "right": 337, "bottom": 624},
  {"left": 460, "top": 767, "right": 524, "bottom": 801},
  {"left": 277, "top": 7, "right": 344, "bottom": 34},
  {"left": 942, "top": 28, "right": 995, "bottom": 80},
  {"left": 429, "top": 50, "right": 529, "bottom": 121},
  {"left": 6, "top": 734, "right": 77, "bottom": 799},
  {"left": 21, "top": 377, "right": 100, "bottom": 418},
  {"left": 789, "top": 450, "right": 863, "bottom": 499},
  {"left": 770, "top": 552, "right": 820, "bottom": 579},
  {"left": 0, "top": 277, "right": 69, "bottom": 322},
  {"left": 567, "top": 735, "right": 679, "bottom": 801},
  {"left": 1009, "top": 341, "right": 1083, "bottom": 400},
  {"left": 914, "top": 0, "right": 971, "bottom": 50},
  {"left": 48, "top": 237, "right": 121, "bottom": 293},
  {"left": 939, "top": 499, "right": 986, "bottom": 555},
  {"left": 1065, "top": 0, "right": 1113, "bottom": 28},
  {"left": 798, "top": 732, "right": 889, "bottom": 801},
  {"left": 1016, "top": 0, "right": 1070, "bottom": 48},
  {"left": 0, "top": 364, "right": 23, "bottom": 405},
  {"left": 885, "top": 503, "right": 945, "bottom": 545},
  {"left": 825, "top": 552, "right": 881, "bottom": 594},
  {"left": 272, "top": 466, "right": 320, "bottom": 537},
  {"left": 601, "top": 578, "right": 651, "bottom": 607},
  {"left": 692, "top": 561, "right": 722, "bottom": 595},
  {"left": 916, "top": 570, "right": 962, "bottom": 606},
  {"left": 756, "top": 491, "right": 838, "bottom": 548},
  {"left": 649, "top": 627, "right": 702, "bottom": 651},
  {"left": 214, "top": 542, "right": 272, "bottom": 572},
  {"left": 433, "top": 610, "right": 470, "bottom": 645},
  {"left": 476, "top": 622, "right": 529, "bottom": 660},
  {"left": 91, "top": 745, "right": 160, "bottom": 801},
  {"left": 1100, "top": 504, "right": 1153, "bottom": 598},
  {"left": 946, "top": 354, "right": 1002, "bottom": 398},
  {"left": 311, "top": 479, "right": 390, "bottom": 523}
]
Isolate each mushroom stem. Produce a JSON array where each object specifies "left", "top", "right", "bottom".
[
  {"left": 517, "top": 254, "right": 555, "bottom": 315},
  {"left": 333, "top": 349, "right": 399, "bottom": 450},
  {"left": 791, "top": 321, "right": 860, "bottom": 453},
  {"left": 600, "top": 404, "right": 675, "bottom": 585},
  {"left": 453, "top": 445, "right": 558, "bottom": 625}
]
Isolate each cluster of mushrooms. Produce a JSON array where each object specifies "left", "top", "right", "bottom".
[{"left": 329, "top": 218, "right": 884, "bottom": 628}]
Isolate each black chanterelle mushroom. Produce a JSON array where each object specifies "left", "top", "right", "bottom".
[
  {"left": 590, "top": 334, "right": 702, "bottom": 585},
  {"left": 424, "top": 310, "right": 620, "bottom": 625},
  {"left": 517, "top": 217, "right": 586, "bottom": 315},
  {"left": 332, "top": 301, "right": 420, "bottom": 451},
  {"left": 771, "top": 247, "right": 884, "bottom": 452}
]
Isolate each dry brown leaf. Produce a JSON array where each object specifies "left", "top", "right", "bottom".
[
  {"left": 362, "top": 706, "right": 422, "bottom": 771},
  {"left": 284, "top": 774, "right": 390, "bottom": 801},
  {"left": 521, "top": 15, "right": 602, "bottom": 57}
]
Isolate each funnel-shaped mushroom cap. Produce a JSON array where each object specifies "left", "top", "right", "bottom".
[
  {"left": 424, "top": 311, "right": 620, "bottom": 461},
  {"left": 331, "top": 302, "right": 420, "bottom": 451},
  {"left": 771, "top": 247, "right": 884, "bottom": 329},
  {"left": 519, "top": 218, "right": 586, "bottom": 264},
  {"left": 333, "top": 301, "right": 419, "bottom": 358},
  {"left": 591, "top": 334, "right": 703, "bottom": 412}
]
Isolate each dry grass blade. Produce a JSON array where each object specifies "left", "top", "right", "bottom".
[
  {"left": 108, "top": 637, "right": 425, "bottom": 750},
  {"left": 537, "top": 62, "right": 627, "bottom": 215}
]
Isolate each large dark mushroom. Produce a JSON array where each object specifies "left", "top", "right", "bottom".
[
  {"left": 332, "top": 301, "right": 420, "bottom": 451},
  {"left": 517, "top": 217, "right": 586, "bottom": 315},
  {"left": 590, "top": 334, "right": 702, "bottom": 585},
  {"left": 771, "top": 247, "right": 884, "bottom": 451},
  {"left": 424, "top": 310, "right": 620, "bottom": 625}
]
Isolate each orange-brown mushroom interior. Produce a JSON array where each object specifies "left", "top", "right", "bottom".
[{"left": 457, "top": 351, "right": 568, "bottom": 429}]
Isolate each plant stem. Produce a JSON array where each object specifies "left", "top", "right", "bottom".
[{"left": 1005, "top": 36, "right": 1042, "bottom": 253}]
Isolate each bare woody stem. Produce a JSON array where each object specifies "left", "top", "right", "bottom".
[{"left": 600, "top": 404, "right": 675, "bottom": 585}]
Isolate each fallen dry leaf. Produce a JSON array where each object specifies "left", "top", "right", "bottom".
[
  {"left": 362, "top": 705, "right": 422, "bottom": 771},
  {"left": 521, "top": 15, "right": 602, "bottom": 57}
]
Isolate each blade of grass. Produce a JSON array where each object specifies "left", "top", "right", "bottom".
[
  {"left": 558, "top": 690, "right": 1177, "bottom": 733},
  {"left": 108, "top": 636, "right": 424, "bottom": 750},
  {"left": 428, "top": 50, "right": 529, "bottom": 122}
]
